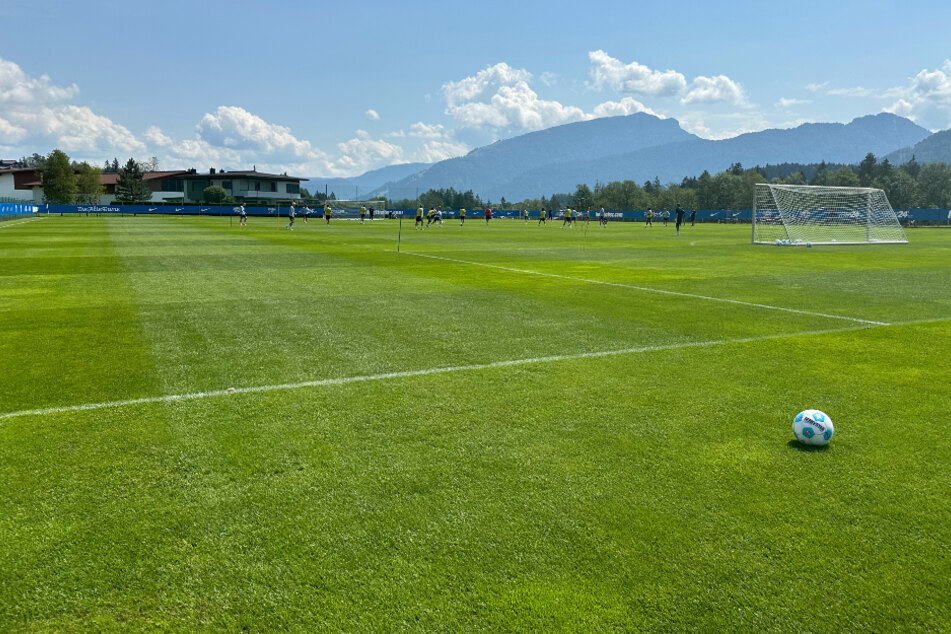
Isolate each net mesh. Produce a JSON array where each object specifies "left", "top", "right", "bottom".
[
  {"left": 323, "top": 200, "right": 386, "bottom": 214},
  {"left": 753, "top": 184, "right": 907, "bottom": 245}
]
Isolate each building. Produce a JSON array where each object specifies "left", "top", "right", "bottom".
[
  {"left": 181, "top": 168, "right": 306, "bottom": 203},
  {"left": 1, "top": 163, "right": 307, "bottom": 204},
  {"left": 0, "top": 167, "right": 41, "bottom": 201}
]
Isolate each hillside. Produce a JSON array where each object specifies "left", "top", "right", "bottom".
[
  {"left": 378, "top": 112, "right": 929, "bottom": 200},
  {"left": 375, "top": 113, "right": 697, "bottom": 199},
  {"left": 886, "top": 129, "right": 951, "bottom": 165}
]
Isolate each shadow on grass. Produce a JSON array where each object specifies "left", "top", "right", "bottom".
[{"left": 787, "top": 439, "right": 830, "bottom": 453}]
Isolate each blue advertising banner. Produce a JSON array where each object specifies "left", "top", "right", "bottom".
[{"left": 19, "top": 204, "right": 951, "bottom": 224}]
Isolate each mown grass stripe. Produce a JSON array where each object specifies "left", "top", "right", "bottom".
[{"left": 392, "top": 249, "right": 891, "bottom": 326}]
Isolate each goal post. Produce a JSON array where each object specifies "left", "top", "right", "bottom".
[{"left": 752, "top": 184, "right": 908, "bottom": 245}]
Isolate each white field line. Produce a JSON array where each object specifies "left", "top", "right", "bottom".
[
  {"left": 389, "top": 249, "right": 889, "bottom": 326},
  {"left": 0, "top": 216, "right": 47, "bottom": 230},
  {"left": 0, "top": 324, "right": 877, "bottom": 422}
]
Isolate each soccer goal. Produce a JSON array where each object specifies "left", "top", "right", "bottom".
[
  {"left": 323, "top": 200, "right": 386, "bottom": 215},
  {"left": 752, "top": 184, "right": 908, "bottom": 245}
]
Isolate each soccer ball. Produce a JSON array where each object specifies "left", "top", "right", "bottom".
[
  {"left": 806, "top": 242, "right": 813, "bottom": 248},
  {"left": 793, "top": 409, "right": 834, "bottom": 446}
]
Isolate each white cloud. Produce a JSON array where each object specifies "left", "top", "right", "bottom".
[
  {"left": 442, "top": 62, "right": 589, "bottom": 136},
  {"left": 365, "top": 109, "right": 380, "bottom": 121},
  {"left": 591, "top": 97, "right": 662, "bottom": 118},
  {"left": 587, "top": 50, "right": 686, "bottom": 96},
  {"left": 196, "top": 106, "right": 319, "bottom": 160},
  {"left": 880, "top": 60, "right": 951, "bottom": 130},
  {"left": 805, "top": 82, "right": 829, "bottom": 93},
  {"left": 681, "top": 75, "right": 748, "bottom": 106},
  {"left": 0, "top": 57, "right": 79, "bottom": 105},
  {"left": 335, "top": 132, "right": 405, "bottom": 173},
  {"left": 826, "top": 86, "right": 875, "bottom": 97},
  {"left": 415, "top": 139, "right": 469, "bottom": 163},
  {"left": 776, "top": 97, "right": 812, "bottom": 109},
  {"left": 539, "top": 72, "right": 558, "bottom": 87},
  {"left": 0, "top": 56, "right": 143, "bottom": 155},
  {"left": 144, "top": 125, "right": 173, "bottom": 147},
  {"left": 409, "top": 121, "right": 448, "bottom": 138}
]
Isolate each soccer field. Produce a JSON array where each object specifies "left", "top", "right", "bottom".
[{"left": 1, "top": 215, "right": 949, "bottom": 631}]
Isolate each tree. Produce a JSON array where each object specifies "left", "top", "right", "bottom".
[
  {"left": 858, "top": 152, "right": 877, "bottom": 186},
  {"left": 114, "top": 158, "right": 152, "bottom": 203},
  {"left": 830, "top": 167, "right": 860, "bottom": 187},
  {"left": 76, "top": 162, "right": 104, "bottom": 204},
  {"left": 571, "top": 183, "right": 593, "bottom": 209},
  {"left": 42, "top": 149, "right": 77, "bottom": 204},
  {"left": 202, "top": 185, "right": 232, "bottom": 203}
]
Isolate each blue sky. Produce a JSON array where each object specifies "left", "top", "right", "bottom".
[{"left": 2, "top": 0, "right": 950, "bottom": 177}]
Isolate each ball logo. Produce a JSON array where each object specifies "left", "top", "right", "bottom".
[
  {"left": 795, "top": 413, "right": 804, "bottom": 423},
  {"left": 813, "top": 412, "right": 825, "bottom": 422},
  {"left": 823, "top": 430, "right": 833, "bottom": 441},
  {"left": 801, "top": 428, "right": 815, "bottom": 438}
]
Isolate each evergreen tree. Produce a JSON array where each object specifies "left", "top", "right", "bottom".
[
  {"left": 114, "top": 158, "right": 152, "bottom": 203},
  {"left": 42, "top": 149, "right": 77, "bottom": 204}
]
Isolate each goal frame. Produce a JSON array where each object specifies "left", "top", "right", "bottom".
[{"left": 752, "top": 183, "right": 908, "bottom": 246}]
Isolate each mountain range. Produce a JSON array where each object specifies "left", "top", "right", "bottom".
[{"left": 309, "top": 112, "right": 939, "bottom": 201}]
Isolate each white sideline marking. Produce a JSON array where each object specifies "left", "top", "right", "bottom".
[
  {"left": 0, "top": 324, "right": 875, "bottom": 422},
  {"left": 389, "top": 249, "right": 890, "bottom": 326},
  {"left": 0, "top": 216, "right": 46, "bottom": 230}
]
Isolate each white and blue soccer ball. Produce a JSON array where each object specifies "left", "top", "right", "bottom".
[{"left": 793, "top": 409, "right": 834, "bottom": 446}]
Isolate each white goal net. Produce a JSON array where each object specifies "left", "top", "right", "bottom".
[
  {"left": 752, "top": 184, "right": 907, "bottom": 245},
  {"left": 322, "top": 200, "right": 386, "bottom": 215}
]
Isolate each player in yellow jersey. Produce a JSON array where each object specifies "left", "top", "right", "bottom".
[
  {"left": 645, "top": 207, "right": 653, "bottom": 227},
  {"left": 426, "top": 207, "right": 436, "bottom": 228},
  {"left": 360, "top": 205, "right": 366, "bottom": 224},
  {"left": 523, "top": 208, "right": 529, "bottom": 224},
  {"left": 538, "top": 208, "right": 546, "bottom": 225},
  {"left": 415, "top": 206, "right": 424, "bottom": 230},
  {"left": 459, "top": 208, "right": 466, "bottom": 225},
  {"left": 561, "top": 208, "right": 573, "bottom": 228},
  {"left": 323, "top": 203, "right": 332, "bottom": 225}
]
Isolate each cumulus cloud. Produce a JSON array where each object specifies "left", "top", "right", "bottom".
[
  {"left": 0, "top": 56, "right": 143, "bottom": 155},
  {"left": 334, "top": 130, "right": 405, "bottom": 173},
  {"left": 409, "top": 121, "right": 448, "bottom": 138},
  {"left": 592, "top": 97, "right": 662, "bottom": 118},
  {"left": 0, "top": 57, "right": 79, "bottom": 105},
  {"left": 681, "top": 75, "right": 748, "bottom": 106},
  {"left": 441, "top": 62, "right": 589, "bottom": 136},
  {"left": 144, "top": 125, "right": 173, "bottom": 147},
  {"left": 196, "top": 106, "right": 319, "bottom": 160},
  {"left": 365, "top": 109, "right": 380, "bottom": 121},
  {"left": 587, "top": 50, "right": 687, "bottom": 96},
  {"left": 881, "top": 60, "right": 951, "bottom": 129},
  {"left": 415, "top": 139, "right": 469, "bottom": 163}
]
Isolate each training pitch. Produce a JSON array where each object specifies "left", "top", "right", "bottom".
[{"left": 1, "top": 215, "right": 948, "bottom": 631}]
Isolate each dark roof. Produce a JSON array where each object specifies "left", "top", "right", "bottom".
[{"left": 182, "top": 170, "right": 307, "bottom": 182}]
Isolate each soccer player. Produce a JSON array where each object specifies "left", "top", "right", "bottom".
[
  {"left": 301, "top": 205, "right": 309, "bottom": 223},
  {"left": 239, "top": 204, "right": 247, "bottom": 226},
  {"left": 675, "top": 204, "right": 685, "bottom": 235},
  {"left": 435, "top": 208, "right": 444, "bottom": 227},
  {"left": 561, "top": 208, "right": 572, "bottom": 228},
  {"left": 286, "top": 201, "right": 296, "bottom": 230},
  {"left": 662, "top": 209, "right": 669, "bottom": 226},
  {"left": 324, "top": 203, "right": 332, "bottom": 225},
  {"left": 369, "top": 206, "right": 375, "bottom": 221},
  {"left": 415, "top": 205, "right": 424, "bottom": 229},
  {"left": 485, "top": 207, "right": 492, "bottom": 225},
  {"left": 360, "top": 205, "right": 366, "bottom": 224},
  {"left": 646, "top": 208, "right": 653, "bottom": 227},
  {"left": 459, "top": 208, "right": 466, "bottom": 225},
  {"left": 538, "top": 208, "right": 546, "bottom": 225},
  {"left": 426, "top": 206, "right": 436, "bottom": 228},
  {"left": 599, "top": 207, "right": 606, "bottom": 227},
  {"left": 689, "top": 208, "right": 696, "bottom": 226}
]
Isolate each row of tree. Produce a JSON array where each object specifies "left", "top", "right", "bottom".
[
  {"left": 393, "top": 155, "right": 951, "bottom": 212},
  {"left": 35, "top": 150, "right": 153, "bottom": 204}
]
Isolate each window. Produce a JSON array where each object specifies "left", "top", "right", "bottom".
[
  {"left": 286, "top": 183, "right": 300, "bottom": 194},
  {"left": 222, "top": 181, "right": 232, "bottom": 190},
  {"left": 268, "top": 182, "right": 277, "bottom": 192},
  {"left": 254, "top": 182, "right": 261, "bottom": 191}
]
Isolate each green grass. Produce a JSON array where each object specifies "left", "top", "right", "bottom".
[{"left": 1, "top": 215, "right": 948, "bottom": 632}]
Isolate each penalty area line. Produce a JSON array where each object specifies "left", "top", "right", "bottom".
[
  {"left": 387, "top": 249, "right": 890, "bottom": 327},
  {"left": 1, "top": 324, "right": 873, "bottom": 422}
]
